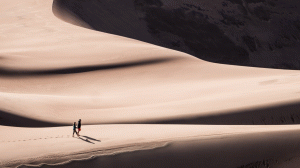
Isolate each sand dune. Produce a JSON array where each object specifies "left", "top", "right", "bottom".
[
  {"left": 2, "top": 125, "right": 300, "bottom": 168},
  {"left": 53, "top": 0, "right": 300, "bottom": 69},
  {"left": 1, "top": 0, "right": 300, "bottom": 168}
]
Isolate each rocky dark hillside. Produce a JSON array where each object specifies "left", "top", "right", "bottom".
[{"left": 53, "top": 0, "right": 300, "bottom": 69}]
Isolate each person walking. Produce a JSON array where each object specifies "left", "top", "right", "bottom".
[
  {"left": 77, "top": 119, "right": 81, "bottom": 136},
  {"left": 73, "top": 122, "right": 78, "bottom": 137}
]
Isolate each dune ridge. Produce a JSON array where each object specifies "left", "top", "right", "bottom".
[
  {"left": 5, "top": 141, "right": 168, "bottom": 168},
  {"left": 53, "top": 0, "right": 300, "bottom": 69},
  {"left": 2, "top": 125, "right": 300, "bottom": 168},
  {"left": 0, "top": 0, "right": 300, "bottom": 168},
  {"left": 39, "top": 130, "right": 300, "bottom": 168}
]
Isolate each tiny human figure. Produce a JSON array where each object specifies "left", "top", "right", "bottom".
[
  {"left": 77, "top": 119, "right": 81, "bottom": 136},
  {"left": 73, "top": 122, "right": 79, "bottom": 137}
]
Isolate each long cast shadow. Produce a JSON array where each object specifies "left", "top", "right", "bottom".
[
  {"left": 0, "top": 110, "right": 67, "bottom": 127},
  {"left": 82, "top": 136, "right": 101, "bottom": 142},
  {"left": 142, "top": 101, "right": 300, "bottom": 125},
  {"left": 0, "top": 58, "right": 176, "bottom": 77},
  {"left": 78, "top": 136, "right": 95, "bottom": 144},
  {"left": 2, "top": 101, "right": 300, "bottom": 127}
]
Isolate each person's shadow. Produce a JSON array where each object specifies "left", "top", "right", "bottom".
[
  {"left": 78, "top": 135, "right": 101, "bottom": 144},
  {"left": 82, "top": 136, "right": 101, "bottom": 142}
]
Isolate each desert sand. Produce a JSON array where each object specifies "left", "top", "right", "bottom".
[{"left": 1, "top": 0, "right": 300, "bottom": 168}]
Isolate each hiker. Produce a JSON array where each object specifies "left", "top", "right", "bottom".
[
  {"left": 78, "top": 119, "right": 81, "bottom": 136},
  {"left": 73, "top": 122, "right": 79, "bottom": 137}
]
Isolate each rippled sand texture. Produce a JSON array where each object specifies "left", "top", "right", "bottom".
[{"left": 1, "top": 0, "right": 300, "bottom": 168}]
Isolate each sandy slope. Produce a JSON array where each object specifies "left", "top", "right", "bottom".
[
  {"left": 0, "top": 0, "right": 300, "bottom": 167},
  {"left": 53, "top": 0, "right": 300, "bottom": 69},
  {"left": 0, "top": 0, "right": 300, "bottom": 125},
  {"left": 2, "top": 125, "right": 300, "bottom": 168}
]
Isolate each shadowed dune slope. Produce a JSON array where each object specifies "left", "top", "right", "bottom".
[
  {"left": 146, "top": 101, "right": 300, "bottom": 125},
  {"left": 53, "top": 0, "right": 300, "bottom": 69},
  {"left": 0, "top": 110, "right": 66, "bottom": 127},
  {"left": 2, "top": 1, "right": 300, "bottom": 168},
  {"left": 0, "top": 58, "right": 175, "bottom": 77},
  {"left": 0, "top": 0, "right": 299, "bottom": 127},
  {"left": 2, "top": 101, "right": 300, "bottom": 127}
]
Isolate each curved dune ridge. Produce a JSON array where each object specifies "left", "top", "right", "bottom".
[
  {"left": 53, "top": 0, "right": 300, "bottom": 69},
  {"left": 1, "top": 0, "right": 300, "bottom": 168}
]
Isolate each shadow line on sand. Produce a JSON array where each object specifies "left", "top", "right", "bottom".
[
  {"left": 0, "top": 58, "right": 177, "bottom": 77},
  {"left": 76, "top": 136, "right": 101, "bottom": 144},
  {"left": 82, "top": 136, "right": 101, "bottom": 142},
  {"left": 141, "top": 101, "right": 300, "bottom": 125},
  {"left": 1, "top": 101, "right": 300, "bottom": 127},
  {"left": 0, "top": 110, "right": 67, "bottom": 127},
  {"left": 77, "top": 136, "right": 95, "bottom": 144}
]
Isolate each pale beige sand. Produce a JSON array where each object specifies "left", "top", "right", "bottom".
[
  {"left": 0, "top": 0, "right": 299, "bottom": 124},
  {"left": 1, "top": 0, "right": 300, "bottom": 167},
  {"left": 1, "top": 125, "right": 300, "bottom": 167}
]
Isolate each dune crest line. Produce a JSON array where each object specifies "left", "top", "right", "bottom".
[
  {"left": 0, "top": 58, "right": 176, "bottom": 77},
  {"left": 0, "top": 0, "right": 300, "bottom": 168}
]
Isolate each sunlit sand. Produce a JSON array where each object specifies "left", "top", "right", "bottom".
[{"left": 1, "top": 0, "right": 300, "bottom": 167}]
